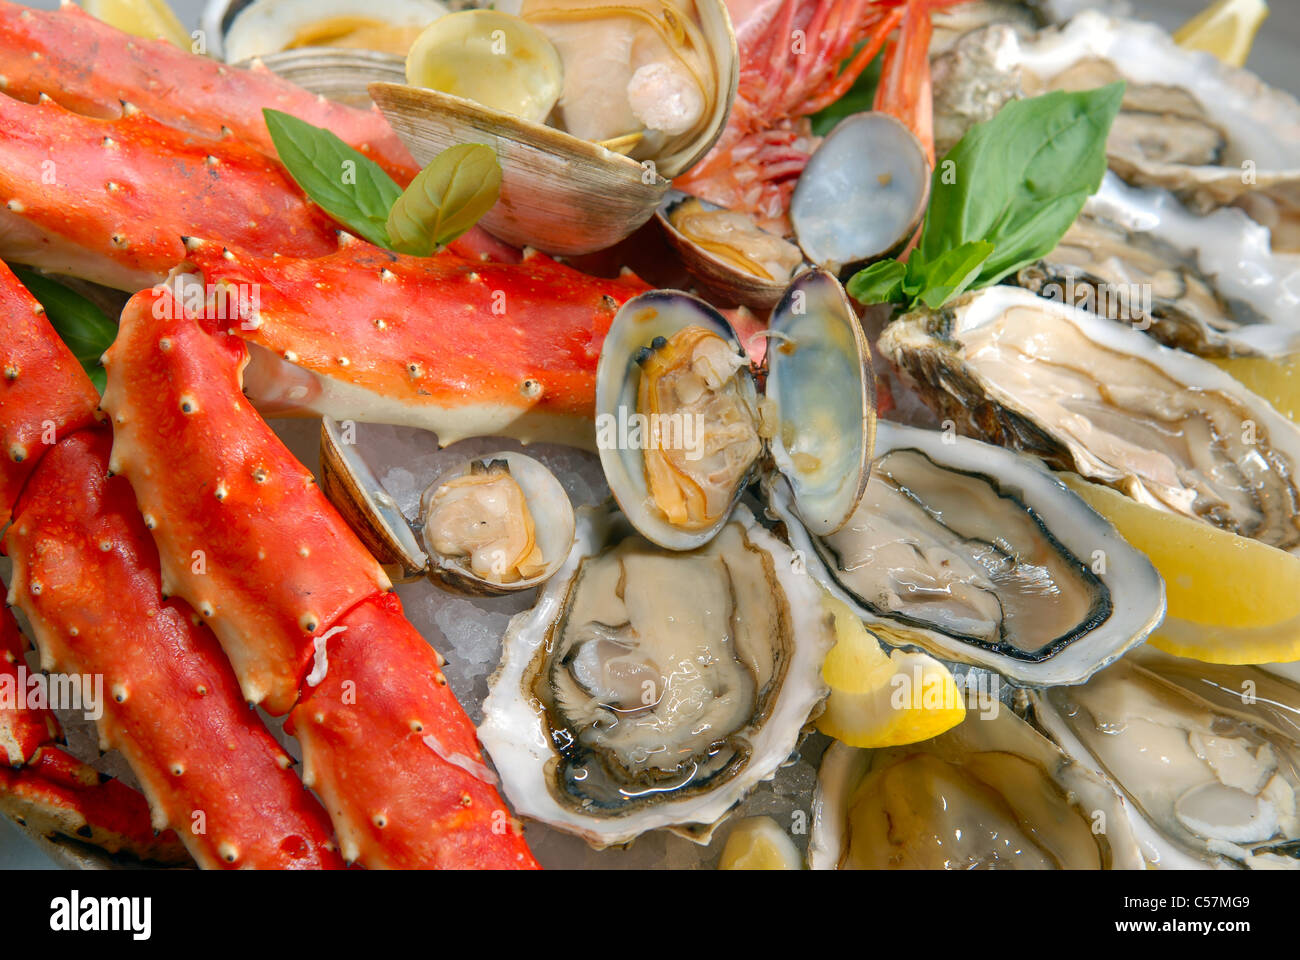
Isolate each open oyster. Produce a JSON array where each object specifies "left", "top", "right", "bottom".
[
  {"left": 770, "top": 420, "right": 1164, "bottom": 686},
  {"left": 595, "top": 270, "right": 874, "bottom": 550},
  {"left": 1016, "top": 174, "right": 1300, "bottom": 357},
  {"left": 879, "top": 286, "right": 1300, "bottom": 552},
  {"left": 931, "top": 12, "right": 1300, "bottom": 249},
  {"left": 479, "top": 503, "right": 835, "bottom": 847},
  {"left": 1031, "top": 647, "right": 1300, "bottom": 869},
  {"left": 808, "top": 705, "right": 1147, "bottom": 869},
  {"left": 214, "top": 0, "right": 449, "bottom": 61}
]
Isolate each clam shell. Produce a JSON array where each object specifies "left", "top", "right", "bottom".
[
  {"left": 215, "top": 0, "right": 449, "bottom": 62},
  {"left": 370, "top": 81, "right": 670, "bottom": 254},
  {"left": 244, "top": 47, "right": 407, "bottom": 105},
  {"left": 368, "top": 0, "right": 738, "bottom": 254},
  {"left": 319, "top": 416, "right": 429, "bottom": 579}
]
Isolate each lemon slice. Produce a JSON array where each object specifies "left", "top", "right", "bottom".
[
  {"left": 84, "top": 0, "right": 191, "bottom": 48},
  {"left": 1174, "top": 0, "right": 1269, "bottom": 68},
  {"left": 405, "top": 10, "right": 563, "bottom": 123},
  {"left": 1212, "top": 353, "right": 1300, "bottom": 425},
  {"left": 815, "top": 595, "right": 965, "bottom": 749},
  {"left": 717, "top": 817, "right": 802, "bottom": 870},
  {"left": 1062, "top": 473, "right": 1300, "bottom": 664}
]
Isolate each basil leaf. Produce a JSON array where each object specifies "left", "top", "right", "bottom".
[
  {"left": 919, "top": 82, "right": 1125, "bottom": 287},
  {"left": 386, "top": 143, "right": 503, "bottom": 257},
  {"left": 846, "top": 259, "right": 907, "bottom": 305},
  {"left": 13, "top": 267, "right": 116, "bottom": 394},
  {"left": 263, "top": 108, "right": 403, "bottom": 248},
  {"left": 911, "top": 240, "right": 994, "bottom": 309}
]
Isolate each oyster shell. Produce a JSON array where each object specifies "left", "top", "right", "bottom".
[
  {"left": 879, "top": 286, "right": 1300, "bottom": 552},
  {"left": 1031, "top": 646, "right": 1300, "bottom": 869},
  {"left": 770, "top": 420, "right": 1164, "bottom": 686},
  {"left": 808, "top": 704, "right": 1147, "bottom": 869},
  {"left": 1016, "top": 173, "right": 1300, "bottom": 357},
  {"left": 479, "top": 503, "right": 835, "bottom": 847},
  {"left": 931, "top": 12, "right": 1300, "bottom": 246},
  {"left": 214, "top": 0, "right": 449, "bottom": 61}
]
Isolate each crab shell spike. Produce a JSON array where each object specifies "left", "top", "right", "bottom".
[
  {"left": 0, "top": 261, "right": 100, "bottom": 529},
  {"left": 183, "top": 238, "right": 649, "bottom": 449},
  {"left": 0, "top": 601, "right": 60, "bottom": 768},
  {"left": 287, "top": 591, "right": 539, "bottom": 869},
  {"left": 4, "top": 430, "right": 344, "bottom": 869},
  {"left": 102, "top": 289, "right": 391, "bottom": 715},
  {"left": 0, "top": 0, "right": 420, "bottom": 184},
  {"left": 0, "top": 92, "right": 339, "bottom": 291},
  {"left": 0, "top": 744, "right": 190, "bottom": 865}
]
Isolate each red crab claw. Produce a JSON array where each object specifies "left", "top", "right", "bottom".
[
  {"left": 6, "top": 430, "right": 345, "bottom": 869},
  {"left": 0, "top": 262, "right": 343, "bottom": 868},
  {"left": 0, "top": 262, "right": 101, "bottom": 529},
  {"left": 103, "top": 285, "right": 539, "bottom": 869},
  {"left": 179, "top": 235, "right": 649, "bottom": 448},
  {"left": 0, "top": 0, "right": 419, "bottom": 185},
  {"left": 2, "top": 599, "right": 188, "bottom": 864},
  {"left": 0, "top": 93, "right": 339, "bottom": 291}
]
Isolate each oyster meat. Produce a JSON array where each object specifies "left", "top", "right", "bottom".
[
  {"left": 479, "top": 504, "right": 835, "bottom": 847},
  {"left": 930, "top": 13, "right": 1300, "bottom": 247},
  {"left": 880, "top": 286, "right": 1300, "bottom": 552},
  {"left": 809, "top": 705, "right": 1147, "bottom": 869},
  {"left": 1032, "top": 647, "right": 1300, "bottom": 869},
  {"left": 1017, "top": 174, "right": 1300, "bottom": 357},
  {"left": 771, "top": 420, "right": 1163, "bottom": 685}
]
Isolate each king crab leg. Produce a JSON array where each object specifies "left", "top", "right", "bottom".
[
  {"left": 0, "top": 93, "right": 340, "bottom": 291},
  {"left": 0, "top": 0, "right": 420, "bottom": 184},
  {"left": 0, "top": 262, "right": 343, "bottom": 868},
  {"left": 102, "top": 286, "right": 539, "bottom": 868}
]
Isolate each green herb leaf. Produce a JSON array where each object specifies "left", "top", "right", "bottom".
[
  {"left": 13, "top": 268, "right": 116, "bottom": 394},
  {"left": 263, "top": 108, "right": 403, "bottom": 248},
  {"left": 845, "top": 82, "right": 1125, "bottom": 313},
  {"left": 846, "top": 259, "right": 907, "bottom": 305},
  {"left": 919, "top": 82, "right": 1125, "bottom": 287},
  {"left": 912, "top": 240, "right": 994, "bottom": 309},
  {"left": 386, "top": 144, "right": 503, "bottom": 257}
]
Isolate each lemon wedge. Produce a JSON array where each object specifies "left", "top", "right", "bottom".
[
  {"left": 1174, "top": 0, "right": 1269, "bottom": 68},
  {"left": 405, "top": 10, "right": 563, "bottom": 123},
  {"left": 1212, "top": 353, "right": 1300, "bottom": 425},
  {"left": 84, "top": 0, "right": 190, "bottom": 48},
  {"left": 815, "top": 595, "right": 965, "bottom": 748},
  {"left": 1062, "top": 473, "right": 1300, "bottom": 664},
  {"left": 717, "top": 816, "right": 802, "bottom": 870}
]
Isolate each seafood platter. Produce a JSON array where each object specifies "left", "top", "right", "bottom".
[{"left": 1, "top": 0, "right": 1300, "bottom": 873}]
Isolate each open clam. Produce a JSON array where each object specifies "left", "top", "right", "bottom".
[
  {"left": 367, "top": 0, "right": 738, "bottom": 254},
  {"left": 595, "top": 269, "right": 874, "bottom": 550},
  {"left": 808, "top": 704, "right": 1147, "bottom": 870},
  {"left": 209, "top": 0, "right": 449, "bottom": 62},
  {"left": 479, "top": 502, "right": 835, "bottom": 848},
  {"left": 319, "top": 418, "right": 575, "bottom": 594},
  {"left": 769, "top": 420, "right": 1165, "bottom": 686}
]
